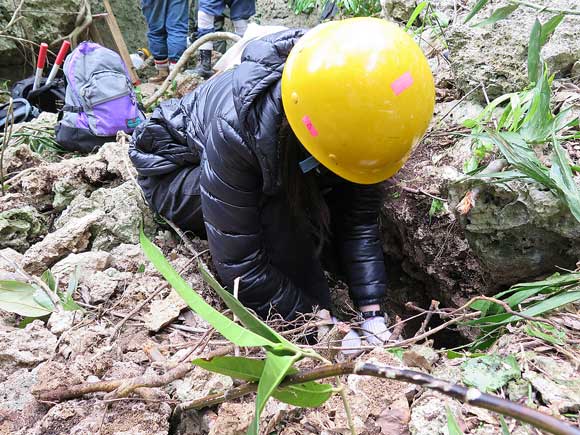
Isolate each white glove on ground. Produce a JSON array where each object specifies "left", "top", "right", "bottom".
[
  {"left": 332, "top": 317, "right": 362, "bottom": 356},
  {"left": 361, "top": 315, "right": 392, "bottom": 346}
]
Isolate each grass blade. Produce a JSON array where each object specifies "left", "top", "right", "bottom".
[
  {"left": 473, "top": 4, "right": 518, "bottom": 27},
  {"left": 198, "top": 263, "right": 301, "bottom": 353},
  {"left": 540, "top": 14, "right": 564, "bottom": 46},
  {"left": 446, "top": 406, "right": 465, "bottom": 434},
  {"left": 463, "top": 0, "right": 490, "bottom": 24},
  {"left": 550, "top": 138, "right": 580, "bottom": 222},
  {"left": 405, "top": 1, "right": 428, "bottom": 30},
  {"left": 248, "top": 352, "right": 300, "bottom": 435},
  {"left": 140, "top": 230, "right": 276, "bottom": 348},
  {"left": 528, "top": 18, "right": 542, "bottom": 83},
  {"left": 193, "top": 356, "right": 333, "bottom": 407}
]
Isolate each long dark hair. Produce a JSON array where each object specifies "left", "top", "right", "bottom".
[{"left": 280, "top": 117, "right": 330, "bottom": 255}]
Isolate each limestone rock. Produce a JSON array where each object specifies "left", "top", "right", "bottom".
[
  {"left": 22, "top": 212, "right": 102, "bottom": 274},
  {"left": 0, "top": 320, "right": 57, "bottom": 372},
  {"left": 0, "top": 247, "right": 24, "bottom": 281},
  {"left": 0, "top": 367, "right": 46, "bottom": 433},
  {"left": 0, "top": 207, "right": 47, "bottom": 252},
  {"left": 47, "top": 310, "right": 78, "bottom": 335},
  {"left": 523, "top": 354, "right": 580, "bottom": 414},
  {"left": 409, "top": 392, "right": 464, "bottom": 435},
  {"left": 52, "top": 251, "right": 112, "bottom": 278},
  {"left": 110, "top": 243, "right": 147, "bottom": 273},
  {"left": 1, "top": 142, "right": 42, "bottom": 174},
  {"left": 208, "top": 402, "right": 254, "bottom": 435},
  {"left": 447, "top": 0, "right": 580, "bottom": 103},
  {"left": 80, "top": 268, "right": 127, "bottom": 303},
  {"left": 55, "top": 181, "right": 156, "bottom": 251},
  {"left": 449, "top": 180, "right": 580, "bottom": 286},
  {"left": 171, "top": 365, "right": 234, "bottom": 403},
  {"left": 144, "top": 290, "right": 189, "bottom": 332}
]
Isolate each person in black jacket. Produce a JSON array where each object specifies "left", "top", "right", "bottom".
[{"left": 129, "top": 19, "right": 435, "bottom": 348}]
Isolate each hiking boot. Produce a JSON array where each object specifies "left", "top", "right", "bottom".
[
  {"left": 149, "top": 59, "right": 169, "bottom": 84},
  {"left": 191, "top": 50, "right": 213, "bottom": 79}
]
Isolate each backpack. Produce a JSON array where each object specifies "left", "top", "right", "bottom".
[
  {"left": 11, "top": 76, "right": 66, "bottom": 113},
  {"left": 0, "top": 98, "right": 40, "bottom": 132},
  {"left": 55, "top": 41, "right": 144, "bottom": 153}
]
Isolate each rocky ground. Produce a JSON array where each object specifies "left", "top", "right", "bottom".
[{"left": 1, "top": 0, "right": 580, "bottom": 434}]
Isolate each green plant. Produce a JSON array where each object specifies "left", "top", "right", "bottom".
[
  {"left": 290, "top": 0, "right": 380, "bottom": 17},
  {"left": 460, "top": 16, "right": 580, "bottom": 222},
  {"left": 428, "top": 198, "right": 444, "bottom": 222},
  {"left": 467, "top": 272, "right": 580, "bottom": 350},
  {"left": 140, "top": 230, "right": 332, "bottom": 435},
  {"left": 139, "top": 231, "right": 580, "bottom": 435},
  {"left": 0, "top": 267, "right": 82, "bottom": 319},
  {"left": 446, "top": 406, "right": 465, "bottom": 435}
]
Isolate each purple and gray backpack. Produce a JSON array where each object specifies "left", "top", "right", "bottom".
[{"left": 55, "top": 41, "right": 144, "bottom": 153}]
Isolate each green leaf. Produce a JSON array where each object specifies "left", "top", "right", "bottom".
[
  {"left": 0, "top": 280, "right": 54, "bottom": 317},
  {"left": 139, "top": 230, "right": 276, "bottom": 349},
  {"left": 463, "top": 0, "right": 490, "bottom": 24},
  {"left": 472, "top": 4, "right": 518, "bottom": 28},
  {"left": 500, "top": 416, "right": 511, "bottom": 435},
  {"left": 193, "top": 356, "right": 332, "bottom": 407},
  {"left": 550, "top": 138, "right": 580, "bottom": 222},
  {"left": 248, "top": 352, "right": 300, "bottom": 435},
  {"left": 60, "top": 267, "right": 82, "bottom": 311},
  {"left": 539, "top": 14, "right": 564, "bottom": 46},
  {"left": 528, "top": 18, "right": 542, "bottom": 83},
  {"left": 524, "top": 321, "right": 567, "bottom": 346},
  {"left": 428, "top": 198, "right": 444, "bottom": 222},
  {"left": 446, "top": 406, "right": 464, "bottom": 435},
  {"left": 405, "top": 1, "right": 428, "bottom": 30},
  {"left": 503, "top": 291, "right": 580, "bottom": 324},
  {"left": 461, "top": 355, "right": 521, "bottom": 393},
  {"left": 198, "top": 262, "right": 301, "bottom": 354},
  {"left": 41, "top": 270, "right": 57, "bottom": 292}
]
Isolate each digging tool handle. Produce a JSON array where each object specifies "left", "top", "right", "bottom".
[
  {"left": 32, "top": 43, "right": 49, "bottom": 91},
  {"left": 46, "top": 41, "right": 71, "bottom": 86}
]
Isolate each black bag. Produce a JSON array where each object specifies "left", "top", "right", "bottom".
[
  {"left": 11, "top": 76, "right": 66, "bottom": 113},
  {"left": 0, "top": 98, "right": 40, "bottom": 132}
]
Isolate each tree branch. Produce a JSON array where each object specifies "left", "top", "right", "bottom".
[
  {"left": 143, "top": 32, "right": 241, "bottom": 109},
  {"left": 176, "top": 361, "right": 580, "bottom": 435}
]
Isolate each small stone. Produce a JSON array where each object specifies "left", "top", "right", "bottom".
[
  {"left": 22, "top": 212, "right": 103, "bottom": 274},
  {"left": 0, "top": 320, "right": 57, "bottom": 370},
  {"left": 47, "top": 310, "right": 78, "bottom": 335},
  {"left": 52, "top": 251, "right": 112, "bottom": 279},
  {"left": 144, "top": 290, "right": 189, "bottom": 332}
]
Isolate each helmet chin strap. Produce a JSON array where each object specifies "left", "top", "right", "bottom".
[{"left": 299, "top": 155, "right": 320, "bottom": 174}]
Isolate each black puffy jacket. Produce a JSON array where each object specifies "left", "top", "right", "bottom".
[{"left": 130, "top": 29, "right": 387, "bottom": 319}]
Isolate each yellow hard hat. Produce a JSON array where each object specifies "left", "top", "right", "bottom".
[{"left": 281, "top": 17, "right": 435, "bottom": 184}]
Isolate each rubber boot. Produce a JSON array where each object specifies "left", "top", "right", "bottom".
[
  {"left": 149, "top": 60, "right": 169, "bottom": 84},
  {"left": 191, "top": 50, "right": 213, "bottom": 79}
]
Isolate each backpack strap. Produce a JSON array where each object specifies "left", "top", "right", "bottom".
[{"left": 63, "top": 105, "right": 83, "bottom": 113}]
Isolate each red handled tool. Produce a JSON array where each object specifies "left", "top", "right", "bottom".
[
  {"left": 45, "top": 40, "right": 71, "bottom": 86},
  {"left": 32, "top": 43, "right": 49, "bottom": 91}
]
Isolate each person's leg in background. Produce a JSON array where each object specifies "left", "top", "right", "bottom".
[
  {"left": 229, "top": 0, "right": 255, "bottom": 36},
  {"left": 142, "top": 0, "right": 170, "bottom": 83},
  {"left": 166, "top": 0, "right": 190, "bottom": 70},
  {"left": 191, "top": 0, "right": 225, "bottom": 78}
]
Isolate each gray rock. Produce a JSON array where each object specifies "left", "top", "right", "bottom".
[
  {"left": 449, "top": 180, "right": 580, "bottom": 286},
  {"left": 22, "top": 211, "right": 102, "bottom": 274},
  {"left": 447, "top": 0, "right": 580, "bottom": 103},
  {"left": 0, "top": 247, "right": 24, "bottom": 281},
  {"left": 0, "top": 207, "right": 47, "bottom": 252},
  {"left": 0, "top": 366, "right": 46, "bottom": 433},
  {"left": 110, "top": 243, "right": 147, "bottom": 272},
  {"left": 55, "top": 181, "right": 156, "bottom": 251},
  {"left": 254, "top": 0, "right": 319, "bottom": 28},
  {"left": 80, "top": 268, "right": 128, "bottom": 304},
  {"left": 47, "top": 310, "right": 78, "bottom": 335},
  {"left": 52, "top": 251, "right": 112, "bottom": 278},
  {"left": 523, "top": 354, "right": 580, "bottom": 413},
  {"left": 0, "top": 320, "right": 57, "bottom": 373},
  {"left": 409, "top": 392, "right": 463, "bottom": 435}
]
